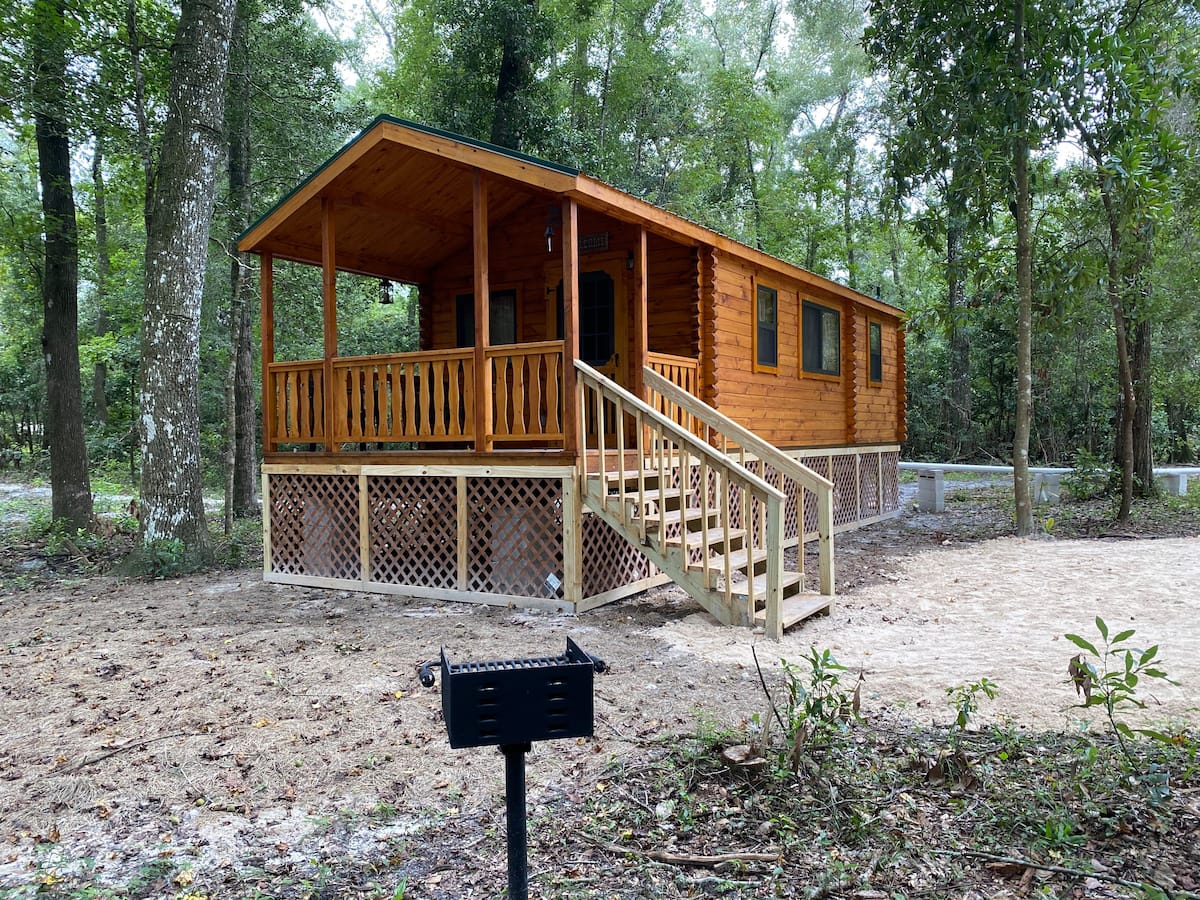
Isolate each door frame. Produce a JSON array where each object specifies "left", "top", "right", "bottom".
[{"left": 545, "top": 251, "right": 630, "bottom": 390}]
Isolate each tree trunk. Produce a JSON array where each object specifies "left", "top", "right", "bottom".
[
  {"left": 491, "top": 0, "right": 539, "bottom": 150},
  {"left": 945, "top": 173, "right": 971, "bottom": 461},
  {"left": 92, "top": 132, "right": 111, "bottom": 425},
  {"left": 138, "top": 0, "right": 236, "bottom": 553},
  {"left": 1011, "top": 0, "right": 1034, "bottom": 536},
  {"left": 1130, "top": 307, "right": 1154, "bottom": 497},
  {"left": 1101, "top": 190, "right": 1135, "bottom": 523},
  {"left": 33, "top": 0, "right": 94, "bottom": 533},
  {"left": 227, "top": 2, "right": 258, "bottom": 520},
  {"left": 842, "top": 141, "right": 857, "bottom": 291}
]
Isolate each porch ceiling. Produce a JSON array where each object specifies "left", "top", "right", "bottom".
[{"left": 243, "top": 138, "right": 556, "bottom": 284}]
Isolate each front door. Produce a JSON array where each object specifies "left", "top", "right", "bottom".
[{"left": 548, "top": 256, "right": 628, "bottom": 387}]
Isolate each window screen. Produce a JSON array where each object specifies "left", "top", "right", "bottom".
[
  {"left": 802, "top": 301, "right": 840, "bottom": 376},
  {"left": 756, "top": 285, "right": 778, "bottom": 369}
]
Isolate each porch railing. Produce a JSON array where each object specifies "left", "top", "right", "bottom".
[
  {"left": 332, "top": 349, "right": 475, "bottom": 443},
  {"left": 648, "top": 352, "right": 700, "bottom": 435},
  {"left": 266, "top": 343, "right": 702, "bottom": 451},
  {"left": 487, "top": 341, "right": 564, "bottom": 442}
]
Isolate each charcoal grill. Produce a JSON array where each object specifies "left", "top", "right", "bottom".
[{"left": 418, "top": 638, "right": 606, "bottom": 900}]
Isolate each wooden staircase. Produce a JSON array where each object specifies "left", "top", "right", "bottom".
[{"left": 576, "top": 362, "right": 836, "bottom": 637}]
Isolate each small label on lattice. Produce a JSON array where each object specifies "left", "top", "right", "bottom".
[{"left": 544, "top": 572, "right": 562, "bottom": 595}]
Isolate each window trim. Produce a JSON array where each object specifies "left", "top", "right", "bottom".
[
  {"left": 800, "top": 299, "right": 842, "bottom": 379},
  {"left": 752, "top": 280, "right": 780, "bottom": 374},
  {"left": 868, "top": 320, "right": 884, "bottom": 385}
]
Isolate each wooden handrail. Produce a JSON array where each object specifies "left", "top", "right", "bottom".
[
  {"left": 576, "top": 361, "right": 784, "bottom": 503},
  {"left": 644, "top": 365, "right": 835, "bottom": 597},
  {"left": 577, "top": 360, "right": 787, "bottom": 633},
  {"left": 644, "top": 367, "right": 833, "bottom": 493}
]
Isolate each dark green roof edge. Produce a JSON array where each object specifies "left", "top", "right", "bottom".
[{"left": 238, "top": 114, "right": 581, "bottom": 244}]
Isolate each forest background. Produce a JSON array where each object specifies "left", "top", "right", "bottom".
[{"left": 0, "top": 0, "right": 1197, "bottom": 558}]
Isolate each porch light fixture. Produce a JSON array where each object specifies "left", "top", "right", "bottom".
[
  {"left": 544, "top": 223, "right": 554, "bottom": 253},
  {"left": 380, "top": 279, "right": 393, "bottom": 305},
  {"left": 626, "top": 250, "right": 634, "bottom": 270}
]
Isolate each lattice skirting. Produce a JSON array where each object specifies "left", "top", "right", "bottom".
[
  {"left": 262, "top": 464, "right": 657, "bottom": 612},
  {"left": 680, "top": 445, "right": 901, "bottom": 551}
]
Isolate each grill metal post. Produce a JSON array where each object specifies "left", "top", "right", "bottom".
[{"left": 502, "top": 742, "right": 531, "bottom": 900}]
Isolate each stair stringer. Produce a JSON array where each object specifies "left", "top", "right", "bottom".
[{"left": 581, "top": 484, "right": 748, "bottom": 627}]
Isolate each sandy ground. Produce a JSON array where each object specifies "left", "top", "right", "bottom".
[{"left": 0, "top": 522, "right": 1197, "bottom": 891}]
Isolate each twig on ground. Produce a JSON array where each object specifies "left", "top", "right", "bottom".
[
  {"left": 605, "top": 844, "right": 780, "bottom": 867},
  {"left": 751, "top": 644, "right": 787, "bottom": 733},
  {"left": 72, "top": 731, "right": 210, "bottom": 771},
  {"left": 930, "top": 848, "right": 1193, "bottom": 896}
]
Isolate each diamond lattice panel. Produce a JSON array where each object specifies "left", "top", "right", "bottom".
[
  {"left": 881, "top": 451, "right": 900, "bottom": 511},
  {"left": 269, "top": 474, "right": 360, "bottom": 579},
  {"left": 830, "top": 455, "right": 859, "bottom": 528},
  {"left": 582, "top": 513, "right": 653, "bottom": 598},
  {"left": 858, "top": 452, "right": 881, "bottom": 518},
  {"left": 467, "top": 478, "right": 564, "bottom": 599},
  {"left": 367, "top": 476, "right": 457, "bottom": 588}
]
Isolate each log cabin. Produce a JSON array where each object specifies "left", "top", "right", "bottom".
[{"left": 238, "top": 115, "right": 906, "bottom": 638}]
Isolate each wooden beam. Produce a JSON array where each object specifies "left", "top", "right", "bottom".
[
  {"left": 322, "top": 197, "right": 338, "bottom": 452},
  {"left": 561, "top": 198, "right": 580, "bottom": 456},
  {"left": 632, "top": 227, "right": 648, "bottom": 403},
  {"left": 260, "top": 253, "right": 276, "bottom": 453},
  {"left": 258, "top": 237, "right": 435, "bottom": 285},
  {"left": 473, "top": 172, "right": 492, "bottom": 452}
]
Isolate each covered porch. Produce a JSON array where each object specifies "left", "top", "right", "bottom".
[{"left": 245, "top": 118, "right": 702, "bottom": 461}]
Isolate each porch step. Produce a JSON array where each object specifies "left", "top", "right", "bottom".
[
  {"left": 668, "top": 526, "right": 747, "bottom": 550},
  {"left": 643, "top": 507, "right": 717, "bottom": 530},
  {"left": 694, "top": 547, "right": 769, "bottom": 575},
  {"left": 597, "top": 469, "right": 664, "bottom": 487},
  {"left": 753, "top": 593, "right": 835, "bottom": 631},
  {"left": 730, "top": 570, "right": 805, "bottom": 602}
]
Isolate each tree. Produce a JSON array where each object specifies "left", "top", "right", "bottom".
[
  {"left": 1059, "top": 0, "right": 1190, "bottom": 521},
  {"left": 32, "top": 0, "right": 94, "bottom": 531},
  {"left": 138, "top": 0, "right": 236, "bottom": 552},
  {"left": 866, "top": 0, "right": 1070, "bottom": 534}
]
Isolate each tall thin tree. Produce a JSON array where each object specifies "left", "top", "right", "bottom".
[
  {"left": 138, "top": 0, "right": 236, "bottom": 552},
  {"left": 32, "top": 0, "right": 94, "bottom": 532}
]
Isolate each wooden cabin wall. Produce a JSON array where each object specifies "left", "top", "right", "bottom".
[
  {"left": 854, "top": 315, "right": 902, "bottom": 443},
  {"left": 708, "top": 253, "right": 904, "bottom": 448},
  {"left": 421, "top": 203, "right": 701, "bottom": 364},
  {"left": 645, "top": 236, "right": 700, "bottom": 359}
]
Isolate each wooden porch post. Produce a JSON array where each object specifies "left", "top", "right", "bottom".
[
  {"left": 561, "top": 198, "right": 579, "bottom": 456},
  {"left": 632, "top": 226, "right": 648, "bottom": 402},
  {"left": 260, "top": 253, "right": 275, "bottom": 454},
  {"left": 473, "top": 172, "right": 492, "bottom": 452},
  {"left": 321, "top": 198, "right": 338, "bottom": 452}
]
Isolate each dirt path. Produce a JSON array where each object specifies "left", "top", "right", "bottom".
[{"left": 1, "top": 502, "right": 1197, "bottom": 894}]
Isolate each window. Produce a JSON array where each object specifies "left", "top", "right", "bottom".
[
  {"left": 755, "top": 285, "right": 778, "bottom": 370},
  {"left": 455, "top": 289, "right": 517, "bottom": 347},
  {"left": 802, "top": 301, "right": 840, "bottom": 376},
  {"left": 869, "top": 321, "right": 883, "bottom": 383}
]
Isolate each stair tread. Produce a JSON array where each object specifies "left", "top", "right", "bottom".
[
  {"left": 595, "top": 469, "right": 663, "bottom": 482},
  {"left": 643, "top": 507, "right": 717, "bottom": 528},
  {"left": 668, "top": 526, "right": 747, "bottom": 548},
  {"left": 754, "top": 593, "right": 835, "bottom": 629},
  {"left": 695, "top": 547, "right": 768, "bottom": 573},
  {"left": 730, "top": 570, "right": 804, "bottom": 597}
]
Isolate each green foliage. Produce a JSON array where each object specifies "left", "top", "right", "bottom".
[
  {"left": 775, "top": 647, "right": 861, "bottom": 771},
  {"left": 1063, "top": 448, "right": 1110, "bottom": 500},
  {"left": 946, "top": 677, "right": 998, "bottom": 747},
  {"left": 1066, "top": 616, "right": 1180, "bottom": 793}
]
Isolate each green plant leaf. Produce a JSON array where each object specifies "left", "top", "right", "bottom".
[
  {"left": 1095, "top": 616, "right": 1109, "bottom": 641},
  {"left": 1064, "top": 633, "right": 1099, "bottom": 655},
  {"left": 1139, "top": 645, "right": 1159, "bottom": 665},
  {"left": 1111, "top": 628, "right": 1135, "bottom": 644}
]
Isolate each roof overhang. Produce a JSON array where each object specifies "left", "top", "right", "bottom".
[{"left": 239, "top": 115, "right": 903, "bottom": 318}]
